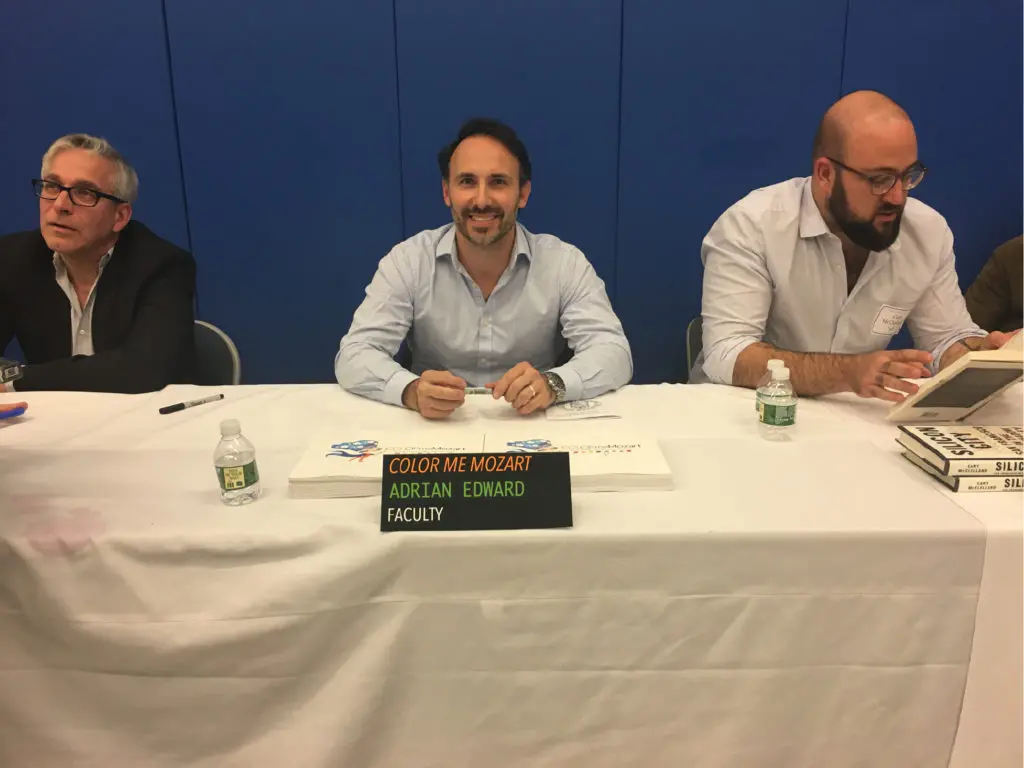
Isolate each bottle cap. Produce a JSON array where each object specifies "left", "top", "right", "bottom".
[
  {"left": 776, "top": 367, "right": 791, "bottom": 380},
  {"left": 767, "top": 359, "right": 784, "bottom": 370},
  {"left": 220, "top": 418, "right": 241, "bottom": 436}
]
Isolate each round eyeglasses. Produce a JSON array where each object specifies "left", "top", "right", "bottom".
[{"left": 825, "top": 158, "right": 927, "bottom": 196}]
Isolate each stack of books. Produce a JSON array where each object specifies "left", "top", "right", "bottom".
[{"left": 897, "top": 425, "right": 1023, "bottom": 493}]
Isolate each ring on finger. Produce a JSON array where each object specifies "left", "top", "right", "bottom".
[{"left": 527, "top": 384, "right": 536, "bottom": 400}]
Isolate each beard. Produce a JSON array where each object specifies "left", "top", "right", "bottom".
[
  {"left": 453, "top": 205, "right": 517, "bottom": 248},
  {"left": 828, "top": 178, "right": 904, "bottom": 252}
]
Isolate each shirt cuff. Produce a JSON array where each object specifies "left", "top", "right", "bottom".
[
  {"left": 383, "top": 368, "right": 419, "bottom": 408},
  {"left": 931, "top": 331, "right": 988, "bottom": 374},
  {"left": 546, "top": 365, "right": 583, "bottom": 402},
  {"left": 706, "top": 336, "right": 760, "bottom": 385}
]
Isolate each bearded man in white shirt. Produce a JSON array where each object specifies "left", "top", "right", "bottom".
[{"left": 693, "top": 90, "right": 1016, "bottom": 402}]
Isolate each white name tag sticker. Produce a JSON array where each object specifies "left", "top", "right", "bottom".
[{"left": 871, "top": 304, "right": 910, "bottom": 336}]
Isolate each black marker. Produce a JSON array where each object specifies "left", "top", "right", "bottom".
[{"left": 159, "top": 393, "right": 225, "bottom": 415}]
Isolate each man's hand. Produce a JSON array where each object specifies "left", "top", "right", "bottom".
[
  {"left": 846, "top": 349, "right": 933, "bottom": 403},
  {"left": 401, "top": 371, "right": 466, "bottom": 419},
  {"left": 978, "top": 330, "right": 1020, "bottom": 350},
  {"left": 0, "top": 401, "right": 27, "bottom": 417},
  {"left": 488, "top": 362, "right": 554, "bottom": 416},
  {"left": 940, "top": 330, "right": 1021, "bottom": 369}
]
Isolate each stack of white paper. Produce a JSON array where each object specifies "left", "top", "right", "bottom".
[
  {"left": 483, "top": 423, "right": 674, "bottom": 492},
  {"left": 288, "top": 430, "right": 483, "bottom": 498}
]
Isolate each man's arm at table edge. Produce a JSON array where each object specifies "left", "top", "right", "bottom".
[
  {"left": 732, "top": 342, "right": 856, "bottom": 396},
  {"left": 547, "top": 248, "right": 633, "bottom": 401},
  {"left": 335, "top": 249, "right": 418, "bottom": 406}
]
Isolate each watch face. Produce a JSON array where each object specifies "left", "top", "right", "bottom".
[{"left": 546, "top": 373, "right": 565, "bottom": 402}]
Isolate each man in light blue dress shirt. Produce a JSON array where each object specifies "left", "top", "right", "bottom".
[{"left": 336, "top": 118, "right": 632, "bottom": 418}]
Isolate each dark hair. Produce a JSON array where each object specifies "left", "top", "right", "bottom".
[{"left": 437, "top": 118, "right": 532, "bottom": 183}]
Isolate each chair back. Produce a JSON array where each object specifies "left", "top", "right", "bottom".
[{"left": 194, "top": 320, "right": 241, "bottom": 386}]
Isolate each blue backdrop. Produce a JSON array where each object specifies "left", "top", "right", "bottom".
[
  {"left": 2, "top": 0, "right": 1020, "bottom": 384},
  {"left": 617, "top": 0, "right": 848, "bottom": 383},
  {"left": 0, "top": 2, "right": 188, "bottom": 247}
]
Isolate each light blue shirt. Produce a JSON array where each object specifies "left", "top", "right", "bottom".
[{"left": 336, "top": 223, "right": 632, "bottom": 406}]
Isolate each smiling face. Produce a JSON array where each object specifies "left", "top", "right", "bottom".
[
  {"left": 39, "top": 148, "right": 131, "bottom": 258},
  {"left": 442, "top": 135, "right": 530, "bottom": 251}
]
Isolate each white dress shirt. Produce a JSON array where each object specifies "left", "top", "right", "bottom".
[
  {"left": 54, "top": 247, "right": 114, "bottom": 357},
  {"left": 692, "top": 177, "right": 985, "bottom": 385},
  {"left": 336, "top": 223, "right": 632, "bottom": 405}
]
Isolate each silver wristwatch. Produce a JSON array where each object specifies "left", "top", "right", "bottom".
[
  {"left": 0, "top": 358, "right": 24, "bottom": 386},
  {"left": 544, "top": 371, "right": 566, "bottom": 404}
]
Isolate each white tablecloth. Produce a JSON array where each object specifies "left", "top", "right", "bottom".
[{"left": 0, "top": 383, "right": 1019, "bottom": 767}]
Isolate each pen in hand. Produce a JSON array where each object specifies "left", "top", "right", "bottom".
[{"left": 159, "top": 393, "right": 225, "bottom": 415}]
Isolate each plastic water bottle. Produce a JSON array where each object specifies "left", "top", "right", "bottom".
[
  {"left": 757, "top": 366, "right": 797, "bottom": 441},
  {"left": 214, "top": 419, "right": 261, "bottom": 505},
  {"left": 754, "top": 358, "right": 786, "bottom": 411}
]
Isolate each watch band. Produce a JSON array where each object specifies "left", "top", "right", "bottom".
[
  {"left": 0, "top": 358, "right": 24, "bottom": 386},
  {"left": 544, "top": 371, "right": 566, "bottom": 404}
]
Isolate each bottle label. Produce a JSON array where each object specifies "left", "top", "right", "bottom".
[
  {"left": 759, "top": 401, "right": 796, "bottom": 426},
  {"left": 217, "top": 461, "right": 259, "bottom": 491}
]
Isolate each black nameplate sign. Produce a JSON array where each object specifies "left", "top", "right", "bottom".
[{"left": 380, "top": 452, "right": 573, "bottom": 531}]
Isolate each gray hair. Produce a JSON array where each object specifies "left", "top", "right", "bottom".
[{"left": 41, "top": 134, "right": 139, "bottom": 203}]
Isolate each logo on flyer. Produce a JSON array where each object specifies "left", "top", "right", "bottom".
[
  {"left": 563, "top": 399, "right": 601, "bottom": 412},
  {"left": 505, "top": 438, "right": 636, "bottom": 455},
  {"left": 506, "top": 439, "right": 555, "bottom": 452},
  {"left": 327, "top": 439, "right": 381, "bottom": 461}
]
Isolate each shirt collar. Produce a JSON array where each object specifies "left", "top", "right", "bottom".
[
  {"left": 435, "top": 222, "right": 532, "bottom": 264},
  {"left": 797, "top": 177, "right": 904, "bottom": 252},
  {"left": 798, "top": 178, "right": 829, "bottom": 239},
  {"left": 53, "top": 246, "right": 115, "bottom": 274}
]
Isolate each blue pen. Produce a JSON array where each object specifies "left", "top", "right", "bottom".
[{"left": 0, "top": 406, "right": 26, "bottom": 420}]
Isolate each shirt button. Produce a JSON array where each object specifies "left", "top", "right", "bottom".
[{"left": 79, "top": 329, "right": 87, "bottom": 335}]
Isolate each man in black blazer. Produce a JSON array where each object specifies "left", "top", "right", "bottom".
[{"left": 0, "top": 134, "right": 196, "bottom": 393}]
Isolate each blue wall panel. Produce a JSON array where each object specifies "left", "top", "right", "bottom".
[
  {"left": 3, "top": 2, "right": 1020, "bottom": 385},
  {"left": 0, "top": 2, "right": 188, "bottom": 249},
  {"left": 842, "top": 0, "right": 1023, "bottom": 288},
  {"left": 165, "top": 0, "right": 403, "bottom": 383},
  {"left": 394, "top": 0, "right": 622, "bottom": 294},
  {"left": 617, "top": 0, "right": 847, "bottom": 383}
]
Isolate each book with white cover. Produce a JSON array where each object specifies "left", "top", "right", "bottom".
[
  {"left": 896, "top": 425, "right": 1023, "bottom": 476},
  {"left": 901, "top": 450, "right": 1023, "bottom": 492},
  {"left": 887, "top": 333, "right": 1023, "bottom": 423},
  {"left": 482, "top": 423, "right": 674, "bottom": 492},
  {"left": 289, "top": 430, "right": 483, "bottom": 498}
]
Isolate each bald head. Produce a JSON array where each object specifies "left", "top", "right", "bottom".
[{"left": 812, "top": 90, "right": 913, "bottom": 162}]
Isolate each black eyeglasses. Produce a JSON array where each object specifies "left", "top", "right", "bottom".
[
  {"left": 32, "top": 179, "right": 126, "bottom": 207},
  {"left": 825, "top": 158, "right": 927, "bottom": 196}
]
